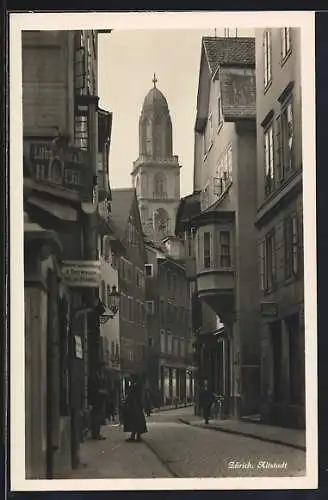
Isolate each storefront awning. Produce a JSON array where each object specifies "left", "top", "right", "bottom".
[{"left": 27, "top": 196, "right": 78, "bottom": 222}]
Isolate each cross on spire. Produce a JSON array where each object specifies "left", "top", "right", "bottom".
[{"left": 152, "top": 72, "right": 158, "bottom": 88}]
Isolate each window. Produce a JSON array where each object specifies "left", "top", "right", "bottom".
[
  {"left": 106, "top": 285, "right": 111, "bottom": 308},
  {"left": 180, "top": 339, "right": 185, "bottom": 358},
  {"left": 264, "top": 30, "right": 272, "bottom": 88},
  {"left": 217, "top": 96, "right": 223, "bottom": 128},
  {"left": 282, "top": 27, "right": 292, "bottom": 60},
  {"left": 154, "top": 172, "right": 167, "bottom": 199},
  {"left": 74, "top": 44, "right": 86, "bottom": 94},
  {"left": 284, "top": 214, "right": 299, "bottom": 279},
  {"left": 103, "top": 235, "right": 111, "bottom": 261},
  {"left": 145, "top": 301, "right": 155, "bottom": 315},
  {"left": 203, "top": 114, "right": 213, "bottom": 155},
  {"left": 220, "top": 231, "right": 231, "bottom": 268},
  {"left": 111, "top": 251, "right": 117, "bottom": 269},
  {"left": 264, "top": 123, "right": 274, "bottom": 196},
  {"left": 281, "top": 99, "right": 294, "bottom": 173},
  {"left": 215, "top": 146, "right": 233, "bottom": 197},
  {"left": 259, "top": 230, "right": 276, "bottom": 292},
  {"left": 167, "top": 332, "right": 172, "bottom": 354},
  {"left": 100, "top": 280, "right": 106, "bottom": 306},
  {"left": 128, "top": 297, "right": 133, "bottom": 321},
  {"left": 144, "top": 264, "right": 153, "bottom": 278},
  {"left": 160, "top": 330, "right": 166, "bottom": 353},
  {"left": 203, "top": 232, "right": 211, "bottom": 269}
]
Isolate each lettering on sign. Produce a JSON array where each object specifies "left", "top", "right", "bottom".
[
  {"left": 61, "top": 260, "right": 101, "bottom": 288},
  {"left": 24, "top": 140, "right": 93, "bottom": 199}
]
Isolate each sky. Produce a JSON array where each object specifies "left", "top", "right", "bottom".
[{"left": 98, "top": 28, "right": 254, "bottom": 197}]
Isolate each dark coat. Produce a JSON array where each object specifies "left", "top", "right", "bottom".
[
  {"left": 89, "top": 371, "right": 107, "bottom": 409},
  {"left": 123, "top": 385, "right": 147, "bottom": 434},
  {"left": 199, "top": 388, "right": 214, "bottom": 409}
]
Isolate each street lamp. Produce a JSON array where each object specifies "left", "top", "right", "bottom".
[
  {"left": 98, "top": 285, "right": 120, "bottom": 324},
  {"left": 108, "top": 285, "right": 120, "bottom": 316}
]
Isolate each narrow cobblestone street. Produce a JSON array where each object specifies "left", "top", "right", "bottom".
[{"left": 70, "top": 408, "right": 306, "bottom": 479}]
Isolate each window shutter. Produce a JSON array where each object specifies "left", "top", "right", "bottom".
[{"left": 275, "top": 116, "right": 283, "bottom": 182}]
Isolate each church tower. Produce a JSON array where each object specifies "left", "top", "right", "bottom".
[{"left": 131, "top": 74, "right": 181, "bottom": 240}]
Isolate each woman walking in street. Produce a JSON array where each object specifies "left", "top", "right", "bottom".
[
  {"left": 199, "top": 379, "right": 215, "bottom": 425},
  {"left": 123, "top": 379, "right": 147, "bottom": 442}
]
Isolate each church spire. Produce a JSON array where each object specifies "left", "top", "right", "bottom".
[{"left": 152, "top": 72, "right": 158, "bottom": 88}]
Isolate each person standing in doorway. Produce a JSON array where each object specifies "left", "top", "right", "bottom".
[
  {"left": 199, "top": 379, "right": 215, "bottom": 425},
  {"left": 89, "top": 363, "right": 108, "bottom": 440}
]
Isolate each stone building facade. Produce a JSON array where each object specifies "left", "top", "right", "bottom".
[
  {"left": 179, "top": 36, "right": 260, "bottom": 418},
  {"left": 255, "top": 28, "right": 304, "bottom": 428},
  {"left": 109, "top": 188, "right": 148, "bottom": 396},
  {"left": 22, "top": 29, "right": 113, "bottom": 478},
  {"left": 144, "top": 242, "right": 194, "bottom": 406}
]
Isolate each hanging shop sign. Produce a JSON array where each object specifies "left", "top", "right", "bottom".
[
  {"left": 61, "top": 260, "right": 101, "bottom": 288},
  {"left": 23, "top": 140, "right": 94, "bottom": 201}
]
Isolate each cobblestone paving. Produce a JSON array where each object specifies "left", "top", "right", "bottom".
[{"left": 71, "top": 408, "right": 306, "bottom": 479}]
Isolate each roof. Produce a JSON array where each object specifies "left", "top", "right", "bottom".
[
  {"left": 142, "top": 86, "right": 169, "bottom": 113},
  {"left": 175, "top": 191, "right": 201, "bottom": 235},
  {"left": 202, "top": 36, "right": 255, "bottom": 75},
  {"left": 109, "top": 188, "right": 136, "bottom": 238}
]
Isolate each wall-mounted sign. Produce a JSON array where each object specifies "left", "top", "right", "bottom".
[
  {"left": 74, "top": 335, "right": 83, "bottom": 359},
  {"left": 61, "top": 260, "right": 101, "bottom": 288},
  {"left": 260, "top": 301, "right": 278, "bottom": 317},
  {"left": 23, "top": 140, "right": 93, "bottom": 200}
]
